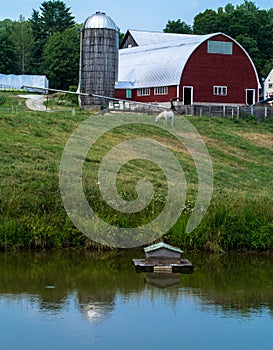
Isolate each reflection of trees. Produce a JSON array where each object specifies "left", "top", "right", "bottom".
[
  {"left": 0, "top": 250, "right": 273, "bottom": 319},
  {"left": 0, "top": 250, "right": 143, "bottom": 322},
  {"left": 182, "top": 253, "right": 273, "bottom": 316}
]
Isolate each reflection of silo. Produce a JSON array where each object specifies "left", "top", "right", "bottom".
[{"left": 79, "top": 11, "right": 119, "bottom": 107}]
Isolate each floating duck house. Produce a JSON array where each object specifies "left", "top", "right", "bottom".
[
  {"left": 144, "top": 242, "right": 182, "bottom": 264},
  {"left": 133, "top": 242, "right": 193, "bottom": 273}
]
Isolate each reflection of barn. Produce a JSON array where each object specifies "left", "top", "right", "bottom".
[{"left": 115, "top": 30, "right": 260, "bottom": 106}]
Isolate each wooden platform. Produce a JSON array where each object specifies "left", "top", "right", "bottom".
[{"left": 133, "top": 258, "right": 194, "bottom": 274}]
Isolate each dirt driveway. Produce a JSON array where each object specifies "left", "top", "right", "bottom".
[{"left": 18, "top": 94, "right": 48, "bottom": 111}]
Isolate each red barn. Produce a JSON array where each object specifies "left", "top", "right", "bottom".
[{"left": 115, "top": 30, "right": 260, "bottom": 106}]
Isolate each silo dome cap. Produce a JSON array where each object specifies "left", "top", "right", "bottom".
[{"left": 83, "top": 11, "right": 118, "bottom": 30}]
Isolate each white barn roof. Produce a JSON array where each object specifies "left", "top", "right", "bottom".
[
  {"left": 126, "top": 29, "right": 198, "bottom": 46},
  {"left": 116, "top": 32, "right": 215, "bottom": 89}
]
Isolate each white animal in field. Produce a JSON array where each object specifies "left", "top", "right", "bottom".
[{"left": 155, "top": 110, "right": 175, "bottom": 126}]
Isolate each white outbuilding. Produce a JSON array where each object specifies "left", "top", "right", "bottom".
[
  {"left": 264, "top": 69, "right": 273, "bottom": 99},
  {"left": 0, "top": 74, "right": 48, "bottom": 92}
]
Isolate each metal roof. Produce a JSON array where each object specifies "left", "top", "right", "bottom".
[
  {"left": 126, "top": 30, "right": 200, "bottom": 46},
  {"left": 83, "top": 11, "right": 118, "bottom": 31},
  {"left": 116, "top": 33, "right": 215, "bottom": 89},
  {"left": 144, "top": 242, "right": 183, "bottom": 254}
]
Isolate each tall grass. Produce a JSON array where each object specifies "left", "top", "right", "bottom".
[
  {"left": 165, "top": 194, "right": 273, "bottom": 252},
  {"left": 0, "top": 94, "right": 272, "bottom": 251}
]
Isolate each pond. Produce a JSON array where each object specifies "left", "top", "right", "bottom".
[{"left": 0, "top": 250, "right": 273, "bottom": 350}]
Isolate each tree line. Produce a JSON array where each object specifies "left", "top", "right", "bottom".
[
  {"left": 164, "top": 1, "right": 273, "bottom": 79},
  {"left": 0, "top": 0, "right": 272, "bottom": 90},
  {"left": 0, "top": 1, "right": 79, "bottom": 89}
]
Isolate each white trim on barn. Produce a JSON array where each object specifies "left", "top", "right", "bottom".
[
  {"left": 183, "top": 86, "right": 193, "bottom": 105},
  {"left": 246, "top": 88, "right": 256, "bottom": 105}
]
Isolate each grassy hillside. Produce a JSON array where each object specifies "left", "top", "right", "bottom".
[{"left": 0, "top": 92, "right": 272, "bottom": 251}]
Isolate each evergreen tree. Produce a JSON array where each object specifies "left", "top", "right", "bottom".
[
  {"left": 29, "top": 0, "right": 75, "bottom": 74},
  {"left": 0, "top": 20, "right": 17, "bottom": 74},
  {"left": 10, "top": 16, "right": 35, "bottom": 74},
  {"left": 43, "top": 26, "right": 80, "bottom": 89}
]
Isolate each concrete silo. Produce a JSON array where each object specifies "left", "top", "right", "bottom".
[{"left": 79, "top": 11, "right": 119, "bottom": 107}]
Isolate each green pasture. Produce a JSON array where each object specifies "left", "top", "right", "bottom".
[{"left": 0, "top": 92, "right": 272, "bottom": 251}]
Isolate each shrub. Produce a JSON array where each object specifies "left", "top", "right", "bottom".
[{"left": 0, "top": 95, "right": 7, "bottom": 105}]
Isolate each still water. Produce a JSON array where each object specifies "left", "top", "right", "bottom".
[{"left": 0, "top": 250, "right": 273, "bottom": 350}]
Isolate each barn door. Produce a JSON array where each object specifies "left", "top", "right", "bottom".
[
  {"left": 246, "top": 89, "right": 255, "bottom": 106},
  {"left": 183, "top": 86, "right": 193, "bottom": 105}
]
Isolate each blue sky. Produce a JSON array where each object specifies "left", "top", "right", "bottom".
[{"left": 1, "top": 0, "right": 272, "bottom": 32}]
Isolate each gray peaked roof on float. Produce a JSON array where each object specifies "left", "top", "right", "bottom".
[
  {"left": 144, "top": 242, "right": 183, "bottom": 254},
  {"left": 116, "top": 30, "right": 260, "bottom": 90}
]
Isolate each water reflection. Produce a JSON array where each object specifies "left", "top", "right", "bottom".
[
  {"left": 1, "top": 250, "right": 273, "bottom": 349},
  {"left": 185, "top": 253, "right": 273, "bottom": 318},
  {"left": 81, "top": 301, "right": 115, "bottom": 324},
  {"left": 0, "top": 250, "right": 273, "bottom": 319},
  {"left": 144, "top": 272, "right": 182, "bottom": 288}
]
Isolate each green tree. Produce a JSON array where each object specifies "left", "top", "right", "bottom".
[
  {"left": 0, "top": 19, "right": 13, "bottom": 33},
  {"left": 119, "top": 30, "right": 125, "bottom": 47},
  {"left": 193, "top": 9, "right": 220, "bottom": 34},
  {"left": 235, "top": 34, "right": 263, "bottom": 73},
  {"left": 164, "top": 19, "right": 192, "bottom": 34},
  {"left": 29, "top": 9, "right": 46, "bottom": 73},
  {"left": 262, "top": 59, "right": 273, "bottom": 79},
  {"left": 36, "top": 0, "right": 75, "bottom": 36},
  {"left": 192, "top": 1, "right": 273, "bottom": 78},
  {"left": 29, "top": 0, "right": 75, "bottom": 74},
  {"left": 43, "top": 26, "right": 80, "bottom": 89},
  {"left": 0, "top": 20, "right": 17, "bottom": 74},
  {"left": 9, "top": 16, "right": 35, "bottom": 74}
]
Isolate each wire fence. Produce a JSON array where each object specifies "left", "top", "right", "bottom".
[
  {"left": 1, "top": 96, "right": 273, "bottom": 121},
  {"left": 108, "top": 101, "right": 273, "bottom": 121},
  {"left": 181, "top": 104, "right": 273, "bottom": 121}
]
